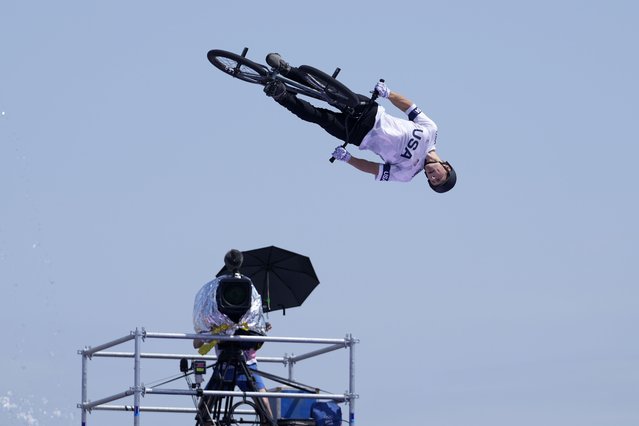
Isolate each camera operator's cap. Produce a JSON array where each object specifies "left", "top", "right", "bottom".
[{"left": 224, "top": 249, "right": 243, "bottom": 274}]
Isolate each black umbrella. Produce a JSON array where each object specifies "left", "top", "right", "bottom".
[{"left": 216, "top": 246, "right": 320, "bottom": 314}]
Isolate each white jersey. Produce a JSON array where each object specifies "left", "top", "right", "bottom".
[{"left": 359, "top": 104, "right": 438, "bottom": 182}]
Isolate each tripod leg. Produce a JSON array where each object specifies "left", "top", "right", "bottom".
[
  {"left": 196, "top": 360, "right": 235, "bottom": 425},
  {"left": 237, "top": 362, "right": 277, "bottom": 426}
]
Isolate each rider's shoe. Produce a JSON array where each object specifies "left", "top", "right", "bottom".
[
  {"left": 264, "top": 80, "right": 287, "bottom": 100},
  {"left": 266, "top": 53, "right": 291, "bottom": 74}
]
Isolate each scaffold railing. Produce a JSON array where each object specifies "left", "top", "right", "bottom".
[{"left": 78, "top": 328, "right": 359, "bottom": 426}]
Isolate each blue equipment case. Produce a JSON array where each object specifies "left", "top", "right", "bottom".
[{"left": 269, "top": 387, "right": 317, "bottom": 420}]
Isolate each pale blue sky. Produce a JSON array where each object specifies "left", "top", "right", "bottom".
[{"left": 1, "top": 1, "right": 638, "bottom": 425}]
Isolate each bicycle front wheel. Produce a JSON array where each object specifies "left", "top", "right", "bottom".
[
  {"left": 298, "top": 65, "right": 360, "bottom": 109},
  {"left": 207, "top": 50, "right": 268, "bottom": 85},
  {"left": 228, "top": 399, "right": 270, "bottom": 426}
]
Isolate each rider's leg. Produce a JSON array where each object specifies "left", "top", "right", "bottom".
[
  {"left": 271, "top": 91, "right": 379, "bottom": 146},
  {"left": 272, "top": 91, "right": 350, "bottom": 143},
  {"left": 265, "top": 75, "right": 378, "bottom": 146}
]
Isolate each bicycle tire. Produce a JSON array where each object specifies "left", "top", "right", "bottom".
[
  {"left": 207, "top": 49, "right": 268, "bottom": 85},
  {"left": 228, "top": 399, "right": 270, "bottom": 426},
  {"left": 298, "top": 65, "right": 360, "bottom": 109}
]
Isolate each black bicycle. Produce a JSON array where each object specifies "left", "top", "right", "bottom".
[
  {"left": 207, "top": 48, "right": 382, "bottom": 162},
  {"left": 207, "top": 47, "right": 362, "bottom": 113}
]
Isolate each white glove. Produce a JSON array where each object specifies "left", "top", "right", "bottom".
[
  {"left": 332, "top": 146, "right": 351, "bottom": 162},
  {"left": 374, "top": 81, "right": 390, "bottom": 98}
]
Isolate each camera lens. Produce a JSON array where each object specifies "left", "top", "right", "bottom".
[{"left": 222, "top": 285, "right": 250, "bottom": 306}]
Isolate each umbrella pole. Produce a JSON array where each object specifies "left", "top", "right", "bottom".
[{"left": 266, "top": 272, "right": 271, "bottom": 312}]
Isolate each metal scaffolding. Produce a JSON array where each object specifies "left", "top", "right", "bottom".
[{"left": 78, "top": 328, "right": 359, "bottom": 425}]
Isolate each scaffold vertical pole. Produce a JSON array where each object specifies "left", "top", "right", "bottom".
[
  {"left": 348, "top": 334, "right": 355, "bottom": 425},
  {"left": 81, "top": 349, "right": 88, "bottom": 426},
  {"left": 133, "top": 328, "right": 142, "bottom": 425},
  {"left": 288, "top": 353, "right": 295, "bottom": 381}
]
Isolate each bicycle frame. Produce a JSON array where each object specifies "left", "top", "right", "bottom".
[
  {"left": 216, "top": 47, "right": 356, "bottom": 111},
  {"left": 270, "top": 71, "right": 327, "bottom": 104}
]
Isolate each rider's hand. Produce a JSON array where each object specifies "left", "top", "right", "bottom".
[
  {"left": 374, "top": 81, "right": 390, "bottom": 98},
  {"left": 332, "top": 146, "right": 352, "bottom": 162}
]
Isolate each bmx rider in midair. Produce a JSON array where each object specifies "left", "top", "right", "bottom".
[{"left": 263, "top": 53, "right": 457, "bottom": 193}]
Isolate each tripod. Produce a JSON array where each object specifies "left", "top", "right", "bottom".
[{"left": 196, "top": 342, "right": 276, "bottom": 426}]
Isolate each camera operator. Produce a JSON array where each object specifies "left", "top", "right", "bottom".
[{"left": 192, "top": 250, "right": 273, "bottom": 417}]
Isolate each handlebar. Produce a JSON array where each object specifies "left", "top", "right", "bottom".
[{"left": 370, "top": 78, "right": 385, "bottom": 102}]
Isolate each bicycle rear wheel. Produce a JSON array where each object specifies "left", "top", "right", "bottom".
[
  {"left": 228, "top": 399, "right": 270, "bottom": 426},
  {"left": 298, "top": 65, "right": 360, "bottom": 109},
  {"left": 207, "top": 50, "right": 268, "bottom": 84}
]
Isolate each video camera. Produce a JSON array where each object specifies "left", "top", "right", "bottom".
[
  {"left": 215, "top": 248, "right": 254, "bottom": 323},
  {"left": 216, "top": 275, "right": 253, "bottom": 323}
]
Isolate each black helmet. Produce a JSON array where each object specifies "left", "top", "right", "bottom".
[{"left": 428, "top": 162, "right": 457, "bottom": 193}]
